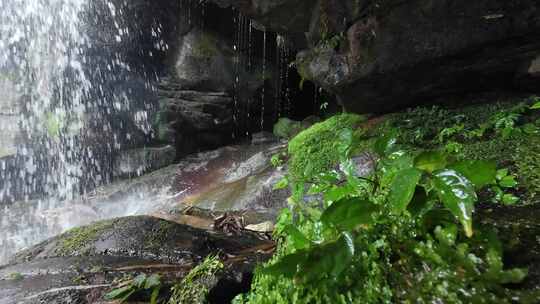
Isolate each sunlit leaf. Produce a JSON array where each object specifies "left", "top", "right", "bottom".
[
  {"left": 321, "top": 198, "right": 380, "bottom": 231},
  {"left": 388, "top": 168, "right": 423, "bottom": 213},
  {"left": 531, "top": 101, "right": 540, "bottom": 109},
  {"left": 432, "top": 169, "right": 477, "bottom": 237},
  {"left": 414, "top": 151, "right": 447, "bottom": 173},
  {"left": 449, "top": 160, "right": 496, "bottom": 189}
]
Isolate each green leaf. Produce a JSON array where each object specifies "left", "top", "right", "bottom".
[
  {"left": 150, "top": 287, "right": 160, "bottom": 304},
  {"left": 414, "top": 151, "right": 447, "bottom": 173},
  {"left": 388, "top": 168, "right": 423, "bottom": 213},
  {"left": 144, "top": 274, "right": 161, "bottom": 289},
  {"left": 261, "top": 250, "right": 308, "bottom": 278},
  {"left": 104, "top": 286, "right": 135, "bottom": 300},
  {"left": 273, "top": 176, "right": 289, "bottom": 190},
  {"left": 449, "top": 160, "right": 496, "bottom": 189},
  {"left": 284, "top": 225, "right": 311, "bottom": 250},
  {"left": 531, "top": 101, "right": 540, "bottom": 109},
  {"left": 496, "top": 168, "right": 509, "bottom": 181},
  {"left": 523, "top": 123, "right": 539, "bottom": 135},
  {"left": 374, "top": 129, "right": 398, "bottom": 156},
  {"left": 502, "top": 194, "right": 519, "bottom": 205},
  {"left": 499, "top": 175, "right": 518, "bottom": 188},
  {"left": 133, "top": 274, "right": 147, "bottom": 288},
  {"left": 432, "top": 169, "right": 477, "bottom": 237},
  {"left": 321, "top": 198, "right": 380, "bottom": 231}
]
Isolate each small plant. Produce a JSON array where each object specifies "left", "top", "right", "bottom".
[
  {"left": 490, "top": 168, "right": 520, "bottom": 205},
  {"left": 8, "top": 272, "right": 23, "bottom": 281},
  {"left": 105, "top": 274, "right": 162, "bottom": 304}
]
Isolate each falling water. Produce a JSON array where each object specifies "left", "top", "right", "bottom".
[
  {"left": 260, "top": 29, "right": 267, "bottom": 131},
  {"left": 0, "top": 0, "right": 164, "bottom": 263}
]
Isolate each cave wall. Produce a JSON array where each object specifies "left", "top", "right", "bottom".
[{"left": 211, "top": 0, "right": 540, "bottom": 113}]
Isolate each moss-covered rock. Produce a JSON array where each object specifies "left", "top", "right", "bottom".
[
  {"left": 272, "top": 118, "right": 305, "bottom": 139},
  {"left": 288, "top": 113, "right": 367, "bottom": 180}
]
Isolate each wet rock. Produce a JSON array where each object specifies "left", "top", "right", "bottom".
[
  {"left": 113, "top": 145, "right": 176, "bottom": 178},
  {"left": 218, "top": 0, "right": 540, "bottom": 113},
  {"left": 211, "top": 0, "right": 317, "bottom": 33},
  {"left": 1, "top": 216, "right": 273, "bottom": 304},
  {"left": 251, "top": 132, "right": 278, "bottom": 145},
  {"left": 156, "top": 84, "right": 234, "bottom": 157}
]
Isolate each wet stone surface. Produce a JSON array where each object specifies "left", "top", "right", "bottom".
[{"left": 0, "top": 216, "right": 273, "bottom": 304}]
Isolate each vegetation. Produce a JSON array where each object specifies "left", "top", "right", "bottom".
[
  {"left": 169, "top": 255, "right": 224, "bottom": 304},
  {"left": 234, "top": 97, "right": 540, "bottom": 303},
  {"left": 105, "top": 273, "right": 162, "bottom": 304},
  {"left": 56, "top": 220, "right": 114, "bottom": 255}
]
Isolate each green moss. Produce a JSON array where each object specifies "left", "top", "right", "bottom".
[
  {"left": 56, "top": 220, "right": 114, "bottom": 256},
  {"left": 168, "top": 255, "right": 224, "bottom": 304},
  {"left": 288, "top": 113, "right": 367, "bottom": 180},
  {"left": 273, "top": 118, "right": 305, "bottom": 139}
]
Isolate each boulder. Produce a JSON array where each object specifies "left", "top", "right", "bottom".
[
  {"left": 156, "top": 84, "right": 235, "bottom": 157},
  {"left": 1, "top": 216, "right": 273, "bottom": 304},
  {"left": 213, "top": 0, "right": 540, "bottom": 113}
]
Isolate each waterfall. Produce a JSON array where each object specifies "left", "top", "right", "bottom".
[{"left": 0, "top": 0, "right": 162, "bottom": 263}]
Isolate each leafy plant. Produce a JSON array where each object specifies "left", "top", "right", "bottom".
[
  {"left": 490, "top": 168, "right": 520, "bottom": 205},
  {"left": 105, "top": 274, "right": 162, "bottom": 304},
  {"left": 235, "top": 117, "right": 534, "bottom": 303}
]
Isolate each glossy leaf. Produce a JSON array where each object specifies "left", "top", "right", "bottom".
[
  {"left": 374, "top": 129, "right": 398, "bottom": 156},
  {"left": 432, "top": 169, "right": 477, "bottom": 237},
  {"left": 321, "top": 198, "right": 380, "bottom": 231},
  {"left": 388, "top": 168, "right": 423, "bottom": 213},
  {"left": 449, "top": 160, "right": 496, "bottom": 189},
  {"left": 499, "top": 175, "right": 518, "bottom": 188},
  {"left": 414, "top": 151, "right": 447, "bottom": 173},
  {"left": 133, "top": 274, "right": 147, "bottom": 288}
]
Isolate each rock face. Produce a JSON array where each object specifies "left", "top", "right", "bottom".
[
  {"left": 0, "top": 216, "right": 273, "bottom": 304},
  {"left": 213, "top": 0, "right": 540, "bottom": 113},
  {"left": 156, "top": 84, "right": 235, "bottom": 157},
  {"left": 113, "top": 145, "right": 177, "bottom": 178}
]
